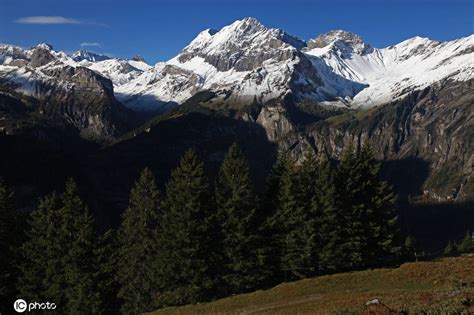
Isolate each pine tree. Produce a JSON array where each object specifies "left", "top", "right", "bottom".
[
  {"left": 459, "top": 231, "right": 472, "bottom": 254},
  {"left": 157, "top": 149, "right": 217, "bottom": 306},
  {"left": 294, "top": 153, "right": 323, "bottom": 278},
  {"left": 260, "top": 153, "right": 292, "bottom": 285},
  {"left": 18, "top": 193, "right": 63, "bottom": 305},
  {"left": 359, "top": 143, "right": 401, "bottom": 266},
  {"left": 403, "top": 236, "right": 418, "bottom": 261},
  {"left": 334, "top": 143, "right": 362, "bottom": 269},
  {"left": 263, "top": 153, "right": 291, "bottom": 215},
  {"left": 336, "top": 143, "right": 401, "bottom": 270},
  {"left": 117, "top": 168, "right": 163, "bottom": 314},
  {"left": 315, "top": 157, "right": 346, "bottom": 273},
  {"left": 444, "top": 240, "right": 458, "bottom": 257},
  {"left": 18, "top": 179, "right": 102, "bottom": 313},
  {"left": 95, "top": 229, "right": 120, "bottom": 314},
  {"left": 0, "top": 178, "right": 19, "bottom": 312},
  {"left": 270, "top": 156, "right": 311, "bottom": 280},
  {"left": 215, "top": 143, "right": 264, "bottom": 294}
]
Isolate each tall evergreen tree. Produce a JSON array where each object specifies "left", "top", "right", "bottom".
[
  {"left": 0, "top": 178, "right": 19, "bottom": 312},
  {"left": 157, "top": 149, "right": 217, "bottom": 306},
  {"left": 313, "top": 157, "right": 346, "bottom": 273},
  {"left": 263, "top": 153, "right": 291, "bottom": 215},
  {"left": 95, "top": 229, "right": 120, "bottom": 314},
  {"left": 117, "top": 168, "right": 163, "bottom": 314},
  {"left": 336, "top": 143, "right": 401, "bottom": 269},
  {"left": 269, "top": 156, "right": 311, "bottom": 280},
  {"left": 459, "top": 230, "right": 472, "bottom": 253},
  {"left": 215, "top": 143, "right": 264, "bottom": 294},
  {"left": 403, "top": 235, "right": 419, "bottom": 262},
  {"left": 292, "top": 153, "right": 322, "bottom": 278},
  {"left": 335, "top": 143, "right": 364, "bottom": 269},
  {"left": 358, "top": 143, "right": 401, "bottom": 265},
  {"left": 18, "top": 179, "right": 102, "bottom": 313},
  {"left": 261, "top": 153, "right": 293, "bottom": 285},
  {"left": 444, "top": 240, "right": 458, "bottom": 257},
  {"left": 18, "top": 193, "right": 63, "bottom": 305}
]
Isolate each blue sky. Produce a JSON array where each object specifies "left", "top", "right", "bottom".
[{"left": 1, "top": 0, "right": 472, "bottom": 64}]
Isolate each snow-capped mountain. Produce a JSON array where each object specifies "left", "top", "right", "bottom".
[
  {"left": 0, "top": 18, "right": 472, "bottom": 113},
  {"left": 113, "top": 18, "right": 473, "bottom": 111},
  {"left": 79, "top": 59, "right": 151, "bottom": 86},
  {"left": 304, "top": 30, "right": 474, "bottom": 107},
  {"left": 71, "top": 49, "right": 111, "bottom": 62},
  {"left": 115, "top": 17, "right": 322, "bottom": 111},
  {"left": 0, "top": 43, "right": 152, "bottom": 97},
  {"left": 0, "top": 43, "right": 146, "bottom": 139}
]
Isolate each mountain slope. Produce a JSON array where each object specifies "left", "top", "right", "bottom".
[
  {"left": 150, "top": 256, "right": 474, "bottom": 314},
  {"left": 0, "top": 44, "right": 139, "bottom": 140},
  {"left": 305, "top": 31, "right": 474, "bottom": 107}
]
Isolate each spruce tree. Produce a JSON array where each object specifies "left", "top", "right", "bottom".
[
  {"left": 61, "top": 180, "right": 101, "bottom": 313},
  {"left": 261, "top": 153, "right": 292, "bottom": 285},
  {"left": 0, "top": 178, "right": 19, "bottom": 312},
  {"left": 270, "top": 157, "right": 310, "bottom": 280},
  {"left": 95, "top": 229, "right": 120, "bottom": 314},
  {"left": 336, "top": 143, "right": 401, "bottom": 269},
  {"left": 459, "top": 231, "right": 472, "bottom": 253},
  {"left": 18, "top": 179, "right": 102, "bottom": 313},
  {"left": 293, "top": 153, "right": 322, "bottom": 278},
  {"left": 335, "top": 143, "right": 365, "bottom": 269},
  {"left": 263, "top": 153, "right": 291, "bottom": 215},
  {"left": 157, "top": 149, "right": 217, "bottom": 306},
  {"left": 18, "top": 193, "right": 63, "bottom": 305},
  {"left": 359, "top": 143, "right": 401, "bottom": 266},
  {"left": 315, "top": 157, "right": 346, "bottom": 273},
  {"left": 117, "top": 168, "right": 163, "bottom": 314},
  {"left": 444, "top": 240, "right": 458, "bottom": 257},
  {"left": 403, "top": 236, "right": 418, "bottom": 261},
  {"left": 215, "top": 143, "right": 263, "bottom": 294}
]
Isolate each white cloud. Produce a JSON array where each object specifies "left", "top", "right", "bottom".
[
  {"left": 15, "top": 16, "right": 82, "bottom": 24},
  {"left": 80, "top": 42, "right": 101, "bottom": 48}
]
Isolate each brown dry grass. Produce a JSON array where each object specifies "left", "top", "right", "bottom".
[{"left": 150, "top": 255, "right": 474, "bottom": 314}]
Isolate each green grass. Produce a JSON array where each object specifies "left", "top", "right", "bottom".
[{"left": 150, "top": 256, "right": 474, "bottom": 314}]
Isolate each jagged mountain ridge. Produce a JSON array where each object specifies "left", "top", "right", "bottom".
[
  {"left": 115, "top": 17, "right": 321, "bottom": 110},
  {"left": 0, "top": 43, "right": 146, "bottom": 140},
  {"left": 1, "top": 18, "right": 472, "bottom": 113},
  {"left": 115, "top": 17, "right": 473, "bottom": 111},
  {"left": 71, "top": 49, "right": 111, "bottom": 62}
]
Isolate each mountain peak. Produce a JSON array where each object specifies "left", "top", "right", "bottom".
[
  {"left": 226, "top": 17, "right": 267, "bottom": 36},
  {"left": 71, "top": 49, "right": 110, "bottom": 62},
  {"left": 36, "top": 43, "right": 53, "bottom": 50},
  {"left": 308, "top": 30, "right": 371, "bottom": 56},
  {"left": 234, "top": 17, "right": 264, "bottom": 28},
  {"left": 132, "top": 55, "right": 146, "bottom": 62},
  {"left": 175, "top": 17, "right": 306, "bottom": 71}
]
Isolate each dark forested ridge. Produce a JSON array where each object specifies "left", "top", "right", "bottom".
[{"left": 1, "top": 143, "right": 472, "bottom": 314}]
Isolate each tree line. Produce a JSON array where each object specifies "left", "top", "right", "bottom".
[{"left": 1, "top": 143, "right": 449, "bottom": 314}]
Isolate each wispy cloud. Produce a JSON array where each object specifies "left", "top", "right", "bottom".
[
  {"left": 15, "top": 16, "right": 82, "bottom": 25},
  {"left": 80, "top": 42, "right": 102, "bottom": 48},
  {"left": 14, "top": 16, "right": 108, "bottom": 27}
]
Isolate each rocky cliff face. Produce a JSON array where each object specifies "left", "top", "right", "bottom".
[
  {"left": 256, "top": 79, "right": 473, "bottom": 201},
  {"left": 0, "top": 45, "right": 135, "bottom": 141}
]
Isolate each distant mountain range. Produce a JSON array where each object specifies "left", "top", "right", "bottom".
[
  {"left": 1, "top": 17, "right": 472, "bottom": 112},
  {"left": 0, "top": 17, "right": 472, "bottom": 216}
]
